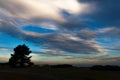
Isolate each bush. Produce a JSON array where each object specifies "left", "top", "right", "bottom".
[{"left": 90, "top": 65, "right": 120, "bottom": 71}]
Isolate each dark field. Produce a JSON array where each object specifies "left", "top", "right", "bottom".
[{"left": 0, "top": 66, "right": 120, "bottom": 80}]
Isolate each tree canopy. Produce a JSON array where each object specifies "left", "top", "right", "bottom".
[{"left": 9, "top": 44, "right": 34, "bottom": 67}]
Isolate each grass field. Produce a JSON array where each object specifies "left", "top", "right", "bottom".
[{"left": 0, "top": 66, "right": 120, "bottom": 80}]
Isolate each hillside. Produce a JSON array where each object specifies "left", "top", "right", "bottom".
[{"left": 0, "top": 65, "right": 120, "bottom": 80}]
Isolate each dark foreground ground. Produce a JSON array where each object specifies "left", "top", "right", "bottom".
[{"left": 0, "top": 66, "right": 120, "bottom": 80}]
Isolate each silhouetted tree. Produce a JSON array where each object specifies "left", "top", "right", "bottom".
[{"left": 9, "top": 44, "right": 34, "bottom": 67}]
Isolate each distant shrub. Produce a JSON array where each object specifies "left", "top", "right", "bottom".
[
  {"left": 90, "top": 65, "right": 104, "bottom": 70},
  {"left": 51, "top": 64, "right": 74, "bottom": 68},
  {"left": 42, "top": 64, "right": 51, "bottom": 68},
  {"left": 90, "top": 65, "right": 120, "bottom": 71}
]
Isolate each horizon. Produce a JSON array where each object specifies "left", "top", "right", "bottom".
[{"left": 0, "top": 0, "right": 120, "bottom": 66}]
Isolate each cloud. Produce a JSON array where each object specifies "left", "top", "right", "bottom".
[
  {"left": 0, "top": 0, "right": 94, "bottom": 33},
  {"left": 0, "top": 47, "right": 12, "bottom": 62},
  {"left": 0, "top": 54, "right": 9, "bottom": 62},
  {"left": 79, "top": 0, "right": 120, "bottom": 26},
  {"left": 0, "top": 0, "right": 91, "bottom": 22},
  {"left": 37, "top": 49, "right": 67, "bottom": 57},
  {"left": 75, "top": 29, "right": 97, "bottom": 40},
  {"left": 25, "top": 33, "right": 103, "bottom": 54},
  {"left": 98, "top": 27, "right": 116, "bottom": 33},
  {"left": 0, "top": 46, "right": 12, "bottom": 52},
  {"left": 63, "top": 53, "right": 120, "bottom": 65},
  {"left": 0, "top": 19, "right": 103, "bottom": 54},
  {"left": 98, "top": 27, "right": 120, "bottom": 38},
  {"left": 0, "top": 19, "right": 25, "bottom": 39},
  {"left": 57, "top": 19, "right": 88, "bottom": 31},
  {"left": 40, "top": 22, "right": 58, "bottom": 30}
]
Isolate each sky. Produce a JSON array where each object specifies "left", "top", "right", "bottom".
[{"left": 0, "top": 0, "right": 120, "bottom": 66}]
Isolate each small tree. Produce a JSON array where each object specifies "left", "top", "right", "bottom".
[{"left": 9, "top": 44, "right": 34, "bottom": 67}]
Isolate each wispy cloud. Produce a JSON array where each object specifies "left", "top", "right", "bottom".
[{"left": 0, "top": 19, "right": 103, "bottom": 54}]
